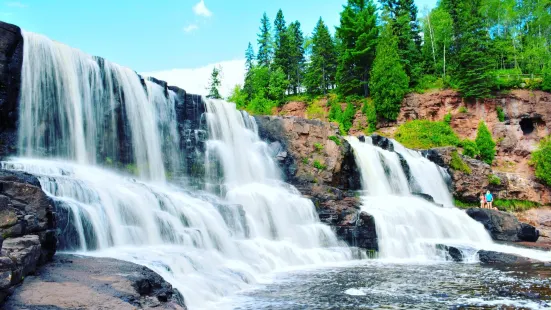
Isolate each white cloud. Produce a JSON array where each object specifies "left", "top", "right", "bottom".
[
  {"left": 183, "top": 24, "right": 199, "bottom": 33},
  {"left": 143, "top": 59, "right": 245, "bottom": 98},
  {"left": 5, "top": 1, "right": 27, "bottom": 8},
  {"left": 192, "top": 0, "right": 212, "bottom": 17}
]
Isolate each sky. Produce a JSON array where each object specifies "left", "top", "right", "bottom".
[{"left": 1, "top": 0, "right": 438, "bottom": 96}]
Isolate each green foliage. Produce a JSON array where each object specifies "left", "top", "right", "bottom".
[
  {"left": 443, "top": 112, "right": 451, "bottom": 125},
  {"left": 530, "top": 136, "right": 551, "bottom": 186},
  {"left": 543, "top": 63, "right": 551, "bottom": 92},
  {"left": 394, "top": 120, "right": 459, "bottom": 149},
  {"left": 247, "top": 97, "right": 276, "bottom": 115},
  {"left": 273, "top": 9, "right": 291, "bottom": 78},
  {"left": 488, "top": 174, "right": 501, "bottom": 185},
  {"left": 125, "top": 163, "right": 138, "bottom": 175},
  {"left": 313, "top": 142, "right": 324, "bottom": 152},
  {"left": 450, "top": 150, "right": 471, "bottom": 174},
  {"left": 458, "top": 106, "right": 468, "bottom": 113},
  {"left": 494, "top": 199, "right": 541, "bottom": 212},
  {"left": 475, "top": 121, "right": 496, "bottom": 165},
  {"left": 228, "top": 85, "right": 248, "bottom": 109},
  {"left": 268, "top": 67, "right": 289, "bottom": 105},
  {"left": 287, "top": 21, "right": 306, "bottom": 95},
  {"left": 336, "top": 0, "right": 379, "bottom": 96},
  {"left": 362, "top": 98, "right": 377, "bottom": 133},
  {"left": 313, "top": 160, "right": 327, "bottom": 170},
  {"left": 415, "top": 75, "right": 444, "bottom": 93},
  {"left": 105, "top": 157, "right": 113, "bottom": 166},
  {"left": 302, "top": 157, "right": 309, "bottom": 164},
  {"left": 370, "top": 21, "right": 409, "bottom": 121},
  {"left": 496, "top": 106, "right": 505, "bottom": 122},
  {"left": 340, "top": 101, "right": 356, "bottom": 134},
  {"left": 257, "top": 13, "right": 273, "bottom": 67},
  {"left": 328, "top": 136, "right": 341, "bottom": 146},
  {"left": 453, "top": 198, "right": 473, "bottom": 208},
  {"left": 206, "top": 66, "right": 222, "bottom": 99},
  {"left": 305, "top": 18, "right": 337, "bottom": 94},
  {"left": 460, "top": 139, "right": 479, "bottom": 158},
  {"left": 306, "top": 100, "right": 325, "bottom": 120}
]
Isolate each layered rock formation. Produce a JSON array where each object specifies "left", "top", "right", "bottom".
[{"left": 0, "top": 170, "right": 57, "bottom": 302}]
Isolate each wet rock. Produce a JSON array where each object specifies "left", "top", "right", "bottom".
[
  {"left": 466, "top": 208, "right": 539, "bottom": 242},
  {"left": 478, "top": 250, "right": 539, "bottom": 265},
  {"left": 3, "top": 254, "right": 186, "bottom": 309},
  {"left": 371, "top": 134, "right": 394, "bottom": 152},
  {"left": 436, "top": 244, "right": 464, "bottom": 262}
]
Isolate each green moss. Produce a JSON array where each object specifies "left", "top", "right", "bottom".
[
  {"left": 313, "top": 142, "right": 324, "bottom": 152},
  {"left": 458, "top": 106, "right": 468, "bottom": 113},
  {"left": 450, "top": 150, "right": 472, "bottom": 174},
  {"left": 488, "top": 174, "right": 501, "bottom": 185},
  {"left": 530, "top": 135, "right": 551, "bottom": 186},
  {"left": 443, "top": 112, "right": 452, "bottom": 125},
  {"left": 302, "top": 158, "right": 309, "bottom": 164},
  {"left": 328, "top": 136, "right": 341, "bottom": 146},
  {"left": 125, "top": 163, "right": 138, "bottom": 175},
  {"left": 313, "top": 160, "right": 326, "bottom": 170},
  {"left": 496, "top": 106, "right": 505, "bottom": 122},
  {"left": 494, "top": 199, "right": 541, "bottom": 212},
  {"left": 394, "top": 120, "right": 460, "bottom": 149}
]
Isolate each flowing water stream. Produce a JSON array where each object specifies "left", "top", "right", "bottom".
[{"left": 1, "top": 29, "right": 550, "bottom": 309}]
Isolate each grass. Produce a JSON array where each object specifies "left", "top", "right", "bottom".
[
  {"left": 488, "top": 174, "right": 501, "bottom": 185},
  {"left": 306, "top": 99, "right": 326, "bottom": 120},
  {"left": 328, "top": 136, "right": 341, "bottom": 146},
  {"left": 450, "top": 150, "right": 472, "bottom": 174},
  {"left": 302, "top": 158, "right": 309, "bottom": 164},
  {"left": 313, "top": 142, "right": 324, "bottom": 152},
  {"left": 458, "top": 106, "right": 468, "bottom": 113},
  {"left": 394, "top": 120, "right": 460, "bottom": 149},
  {"left": 494, "top": 199, "right": 541, "bottom": 212},
  {"left": 313, "top": 160, "right": 327, "bottom": 170},
  {"left": 496, "top": 106, "right": 505, "bottom": 122},
  {"left": 454, "top": 198, "right": 474, "bottom": 209}
]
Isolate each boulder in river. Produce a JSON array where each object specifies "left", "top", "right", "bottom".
[
  {"left": 466, "top": 208, "right": 539, "bottom": 242},
  {"left": 478, "top": 250, "right": 539, "bottom": 265}
]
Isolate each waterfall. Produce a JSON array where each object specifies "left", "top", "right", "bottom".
[
  {"left": 2, "top": 30, "right": 356, "bottom": 309},
  {"left": 347, "top": 136, "right": 551, "bottom": 262}
]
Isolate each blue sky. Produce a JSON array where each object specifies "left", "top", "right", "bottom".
[{"left": 1, "top": 0, "right": 438, "bottom": 95}]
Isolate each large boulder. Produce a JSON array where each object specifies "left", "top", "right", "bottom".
[
  {"left": 477, "top": 250, "right": 539, "bottom": 265},
  {"left": 466, "top": 208, "right": 539, "bottom": 242}
]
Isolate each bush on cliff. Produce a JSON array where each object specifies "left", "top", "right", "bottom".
[
  {"left": 450, "top": 150, "right": 472, "bottom": 174},
  {"left": 362, "top": 99, "right": 377, "bottom": 133},
  {"left": 460, "top": 139, "right": 479, "bottom": 158},
  {"left": 395, "top": 120, "right": 459, "bottom": 149},
  {"left": 543, "top": 63, "right": 551, "bottom": 92},
  {"left": 530, "top": 135, "right": 551, "bottom": 186},
  {"left": 475, "top": 121, "right": 496, "bottom": 165}
]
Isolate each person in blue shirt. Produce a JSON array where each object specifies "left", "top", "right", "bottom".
[{"left": 485, "top": 191, "right": 494, "bottom": 209}]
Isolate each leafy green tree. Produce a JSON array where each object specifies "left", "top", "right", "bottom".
[
  {"left": 268, "top": 67, "right": 289, "bottom": 105},
  {"left": 257, "top": 13, "right": 273, "bottom": 67},
  {"left": 421, "top": 7, "right": 453, "bottom": 79},
  {"left": 206, "top": 66, "right": 222, "bottom": 99},
  {"left": 340, "top": 101, "right": 356, "bottom": 133},
  {"left": 445, "top": 0, "right": 494, "bottom": 98},
  {"left": 475, "top": 121, "right": 496, "bottom": 164},
  {"left": 228, "top": 85, "right": 247, "bottom": 109},
  {"left": 461, "top": 139, "right": 479, "bottom": 158},
  {"left": 530, "top": 136, "right": 551, "bottom": 186},
  {"left": 305, "top": 18, "right": 337, "bottom": 94},
  {"left": 287, "top": 21, "right": 306, "bottom": 94},
  {"left": 543, "top": 62, "right": 551, "bottom": 92},
  {"left": 273, "top": 9, "right": 291, "bottom": 78},
  {"left": 336, "top": 0, "right": 379, "bottom": 96},
  {"left": 370, "top": 20, "right": 409, "bottom": 120}
]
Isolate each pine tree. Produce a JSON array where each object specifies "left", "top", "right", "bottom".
[
  {"left": 336, "top": 0, "right": 379, "bottom": 96},
  {"left": 243, "top": 42, "right": 256, "bottom": 101},
  {"left": 475, "top": 121, "right": 496, "bottom": 164},
  {"left": 257, "top": 13, "right": 273, "bottom": 67},
  {"left": 287, "top": 21, "right": 305, "bottom": 94},
  {"left": 245, "top": 42, "right": 255, "bottom": 72},
  {"left": 207, "top": 66, "right": 222, "bottom": 99},
  {"left": 445, "top": 0, "right": 494, "bottom": 98},
  {"left": 305, "top": 18, "right": 337, "bottom": 94},
  {"left": 273, "top": 9, "right": 291, "bottom": 79},
  {"left": 370, "top": 19, "right": 409, "bottom": 120}
]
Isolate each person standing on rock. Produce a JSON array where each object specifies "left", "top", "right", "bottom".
[
  {"left": 480, "top": 193, "right": 487, "bottom": 209},
  {"left": 485, "top": 191, "right": 494, "bottom": 209}
]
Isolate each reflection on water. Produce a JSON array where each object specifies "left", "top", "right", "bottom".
[{"left": 221, "top": 261, "right": 551, "bottom": 309}]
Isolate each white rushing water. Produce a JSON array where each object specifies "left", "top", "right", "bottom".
[
  {"left": 4, "top": 31, "right": 356, "bottom": 309},
  {"left": 346, "top": 136, "right": 551, "bottom": 262}
]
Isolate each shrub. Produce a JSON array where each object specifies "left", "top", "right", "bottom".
[
  {"left": 488, "top": 174, "right": 501, "bottom": 185},
  {"left": 313, "top": 142, "right": 324, "bottom": 152},
  {"left": 443, "top": 112, "right": 452, "bottom": 125},
  {"left": 458, "top": 106, "right": 468, "bottom": 113},
  {"left": 306, "top": 100, "right": 326, "bottom": 120},
  {"left": 247, "top": 97, "right": 276, "bottom": 115},
  {"left": 530, "top": 135, "right": 551, "bottom": 186},
  {"left": 543, "top": 63, "right": 551, "bottom": 92},
  {"left": 394, "top": 120, "right": 460, "bottom": 149},
  {"left": 313, "top": 160, "right": 326, "bottom": 170},
  {"left": 496, "top": 106, "right": 505, "bottom": 122},
  {"left": 475, "top": 121, "right": 496, "bottom": 165},
  {"left": 461, "top": 139, "right": 479, "bottom": 158},
  {"left": 450, "top": 150, "right": 472, "bottom": 174},
  {"left": 362, "top": 98, "right": 377, "bottom": 133},
  {"left": 453, "top": 198, "right": 473, "bottom": 208},
  {"left": 302, "top": 158, "right": 309, "bottom": 164},
  {"left": 494, "top": 199, "right": 541, "bottom": 212},
  {"left": 328, "top": 136, "right": 341, "bottom": 146}
]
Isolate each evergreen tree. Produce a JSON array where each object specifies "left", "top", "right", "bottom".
[
  {"left": 305, "top": 18, "right": 337, "bottom": 94},
  {"left": 475, "top": 121, "right": 496, "bottom": 164},
  {"left": 243, "top": 43, "right": 256, "bottom": 101},
  {"left": 257, "top": 13, "right": 273, "bottom": 67},
  {"left": 273, "top": 9, "right": 291, "bottom": 79},
  {"left": 336, "top": 0, "right": 379, "bottom": 97},
  {"left": 245, "top": 42, "right": 255, "bottom": 72},
  {"left": 381, "top": 0, "right": 423, "bottom": 87},
  {"left": 370, "top": 20, "right": 409, "bottom": 120},
  {"left": 206, "top": 66, "right": 222, "bottom": 99},
  {"left": 287, "top": 21, "right": 306, "bottom": 94},
  {"left": 445, "top": 0, "right": 494, "bottom": 98}
]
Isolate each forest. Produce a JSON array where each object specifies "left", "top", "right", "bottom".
[{"left": 208, "top": 0, "right": 551, "bottom": 131}]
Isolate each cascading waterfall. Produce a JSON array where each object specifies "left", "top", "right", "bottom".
[
  {"left": 347, "top": 136, "right": 551, "bottom": 262},
  {"left": 2, "top": 30, "right": 356, "bottom": 309}
]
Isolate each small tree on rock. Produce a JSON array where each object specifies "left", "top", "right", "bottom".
[
  {"left": 207, "top": 66, "right": 222, "bottom": 99},
  {"left": 531, "top": 136, "right": 551, "bottom": 186},
  {"left": 475, "top": 121, "right": 496, "bottom": 164}
]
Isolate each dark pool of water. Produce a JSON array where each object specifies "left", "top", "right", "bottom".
[{"left": 223, "top": 261, "right": 551, "bottom": 309}]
